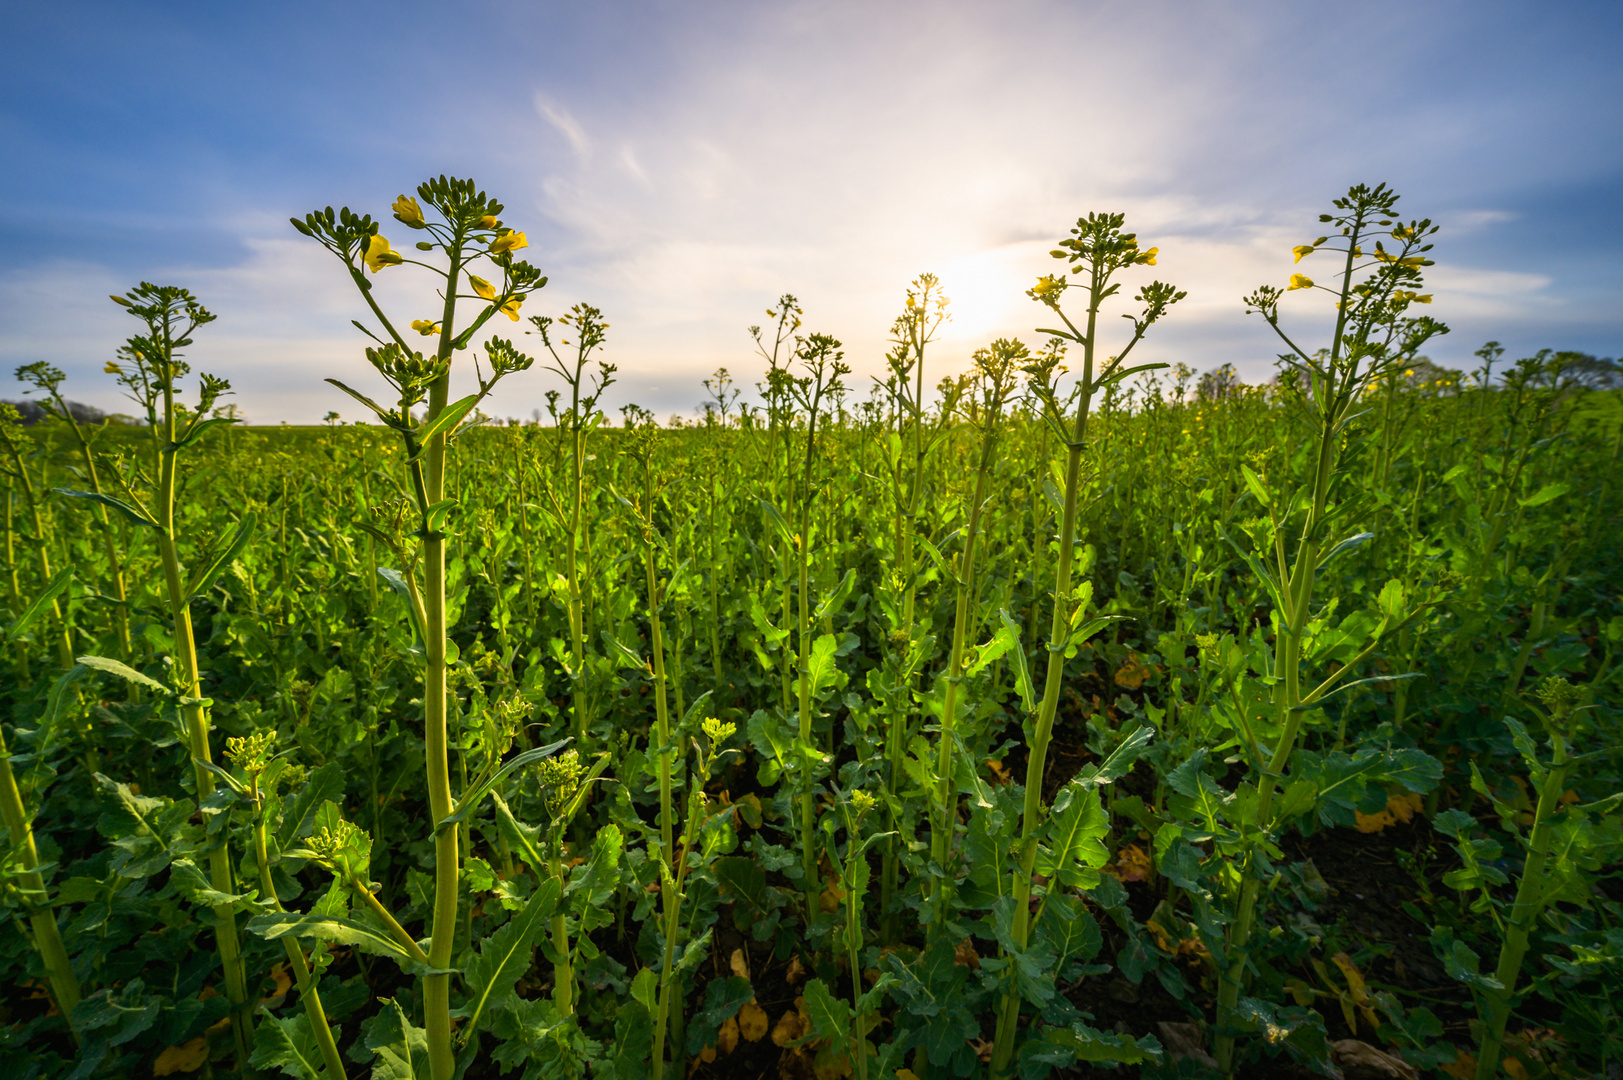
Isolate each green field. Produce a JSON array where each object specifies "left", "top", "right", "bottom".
[{"left": 3, "top": 180, "right": 1620, "bottom": 1080}]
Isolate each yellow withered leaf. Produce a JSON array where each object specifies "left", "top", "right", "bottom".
[
  {"left": 153, "top": 1037, "right": 209, "bottom": 1075},
  {"left": 738, "top": 1000, "right": 769, "bottom": 1042}
]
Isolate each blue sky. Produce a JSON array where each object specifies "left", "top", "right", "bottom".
[{"left": 2, "top": 0, "right": 1619, "bottom": 422}]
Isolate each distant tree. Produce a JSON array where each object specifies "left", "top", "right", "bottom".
[
  {"left": 0, "top": 397, "right": 120, "bottom": 426},
  {"left": 1196, "top": 362, "right": 1243, "bottom": 401}
]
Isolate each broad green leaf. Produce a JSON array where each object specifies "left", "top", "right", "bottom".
[
  {"left": 812, "top": 567, "right": 858, "bottom": 623},
  {"left": 1240, "top": 463, "right": 1272, "bottom": 508},
  {"left": 997, "top": 609, "right": 1036, "bottom": 713},
  {"left": 53, "top": 488, "right": 158, "bottom": 528},
  {"left": 184, "top": 511, "right": 258, "bottom": 602},
  {"left": 1518, "top": 482, "right": 1571, "bottom": 509},
  {"left": 4, "top": 565, "right": 71, "bottom": 641},
  {"left": 362, "top": 998, "right": 431, "bottom": 1080},
  {"left": 801, "top": 978, "right": 853, "bottom": 1050},
  {"left": 247, "top": 912, "right": 420, "bottom": 972},
  {"left": 78, "top": 654, "right": 167, "bottom": 694},
  {"left": 249, "top": 1010, "right": 324, "bottom": 1079},
  {"left": 463, "top": 877, "right": 562, "bottom": 1035},
  {"left": 275, "top": 763, "right": 348, "bottom": 851},
  {"left": 1034, "top": 782, "right": 1109, "bottom": 889},
  {"left": 685, "top": 975, "right": 754, "bottom": 1055},
  {"left": 415, "top": 393, "right": 482, "bottom": 446}
]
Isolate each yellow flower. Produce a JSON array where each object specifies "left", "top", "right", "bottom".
[
  {"left": 1292, "top": 245, "right": 1315, "bottom": 263},
  {"left": 1287, "top": 274, "right": 1313, "bottom": 291},
  {"left": 1413, "top": 293, "right": 1432, "bottom": 303},
  {"left": 1029, "top": 274, "right": 1065, "bottom": 299},
  {"left": 392, "top": 196, "right": 425, "bottom": 228},
  {"left": 490, "top": 230, "right": 528, "bottom": 255},
  {"left": 364, "top": 234, "right": 401, "bottom": 273},
  {"left": 103, "top": 361, "right": 122, "bottom": 374},
  {"left": 499, "top": 296, "right": 523, "bottom": 321},
  {"left": 478, "top": 215, "right": 500, "bottom": 229},
  {"left": 410, "top": 319, "right": 440, "bottom": 336},
  {"left": 469, "top": 275, "right": 496, "bottom": 301},
  {"left": 1137, "top": 246, "right": 1159, "bottom": 266}
]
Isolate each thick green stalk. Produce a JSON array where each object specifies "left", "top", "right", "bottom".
[
  {"left": 566, "top": 381, "right": 590, "bottom": 743},
  {"left": 1211, "top": 428, "right": 1332, "bottom": 1074},
  {"left": 0, "top": 724, "right": 81, "bottom": 1034},
  {"left": 548, "top": 830, "right": 573, "bottom": 1015},
  {"left": 252, "top": 807, "right": 345, "bottom": 1079},
  {"left": 644, "top": 466, "right": 676, "bottom": 861},
  {"left": 990, "top": 292, "right": 1102, "bottom": 1077},
  {"left": 652, "top": 787, "right": 700, "bottom": 1080},
  {"left": 928, "top": 420, "right": 997, "bottom": 924},
  {"left": 1475, "top": 737, "right": 1569, "bottom": 1080},
  {"left": 4, "top": 451, "right": 73, "bottom": 671},
  {"left": 422, "top": 258, "right": 461, "bottom": 1080},
  {"left": 156, "top": 376, "right": 255, "bottom": 1070}
]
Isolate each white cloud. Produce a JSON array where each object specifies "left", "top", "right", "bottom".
[{"left": 5, "top": 0, "right": 1617, "bottom": 419}]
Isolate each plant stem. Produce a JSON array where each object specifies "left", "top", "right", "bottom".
[
  {"left": 252, "top": 804, "right": 345, "bottom": 1079},
  {"left": 1475, "top": 733, "right": 1569, "bottom": 1080},
  {"left": 0, "top": 723, "right": 81, "bottom": 1036}
]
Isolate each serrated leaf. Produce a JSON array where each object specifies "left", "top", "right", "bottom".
[
  {"left": 362, "top": 998, "right": 431, "bottom": 1080},
  {"left": 53, "top": 488, "right": 158, "bottom": 528},
  {"left": 247, "top": 912, "right": 421, "bottom": 972},
  {"left": 250, "top": 1010, "right": 323, "bottom": 1079},
  {"left": 78, "top": 654, "right": 168, "bottom": 694},
  {"left": 463, "top": 876, "right": 562, "bottom": 1036},
  {"left": 1034, "top": 782, "right": 1109, "bottom": 889}
]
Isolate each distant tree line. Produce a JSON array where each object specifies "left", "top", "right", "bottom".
[{"left": 0, "top": 398, "right": 135, "bottom": 426}]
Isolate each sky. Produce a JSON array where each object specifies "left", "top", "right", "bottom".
[{"left": 1, "top": 0, "right": 1619, "bottom": 423}]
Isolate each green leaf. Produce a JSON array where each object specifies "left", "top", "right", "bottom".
[
  {"left": 802, "top": 632, "right": 846, "bottom": 700},
  {"left": 184, "top": 511, "right": 258, "bottom": 602},
  {"left": 997, "top": 609, "right": 1036, "bottom": 713},
  {"left": 1078, "top": 725, "right": 1154, "bottom": 787},
  {"left": 600, "top": 630, "right": 648, "bottom": 671},
  {"left": 437, "top": 738, "right": 571, "bottom": 834},
  {"left": 4, "top": 565, "right": 71, "bottom": 641},
  {"left": 77, "top": 654, "right": 168, "bottom": 694},
  {"left": 170, "top": 416, "right": 241, "bottom": 451},
  {"left": 1240, "top": 464, "right": 1272, "bottom": 508},
  {"left": 361, "top": 998, "right": 431, "bottom": 1080},
  {"left": 685, "top": 975, "right": 755, "bottom": 1055},
  {"left": 462, "top": 877, "right": 562, "bottom": 1036},
  {"left": 53, "top": 488, "right": 158, "bottom": 528},
  {"left": 630, "top": 967, "right": 657, "bottom": 1013},
  {"left": 250, "top": 1010, "right": 324, "bottom": 1079},
  {"left": 801, "top": 978, "right": 853, "bottom": 1051},
  {"left": 325, "top": 378, "right": 392, "bottom": 422},
  {"left": 1165, "top": 749, "right": 1234, "bottom": 829},
  {"left": 247, "top": 912, "right": 422, "bottom": 972},
  {"left": 169, "top": 856, "right": 256, "bottom": 910},
  {"left": 1518, "top": 482, "right": 1571, "bottom": 509},
  {"left": 812, "top": 568, "right": 858, "bottom": 624},
  {"left": 1044, "top": 1023, "right": 1162, "bottom": 1065},
  {"left": 1037, "top": 892, "right": 1102, "bottom": 968},
  {"left": 1034, "top": 782, "right": 1109, "bottom": 889},
  {"left": 1318, "top": 531, "right": 1374, "bottom": 569},
  {"left": 276, "top": 762, "right": 348, "bottom": 852},
  {"left": 566, "top": 824, "right": 623, "bottom": 933},
  {"left": 415, "top": 393, "right": 482, "bottom": 446}
]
